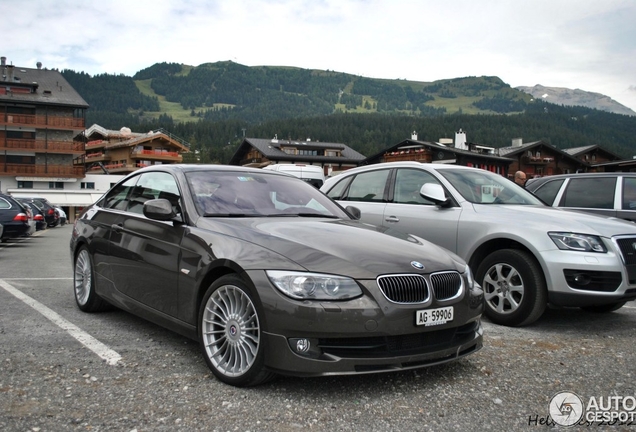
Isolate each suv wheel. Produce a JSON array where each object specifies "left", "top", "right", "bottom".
[{"left": 476, "top": 249, "right": 547, "bottom": 326}]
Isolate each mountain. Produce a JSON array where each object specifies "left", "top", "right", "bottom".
[
  {"left": 516, "top": 84, "right": 635, "bottom": 116},
  {"left": 60, "top": 62, "right": 636, "bottom": 163}
]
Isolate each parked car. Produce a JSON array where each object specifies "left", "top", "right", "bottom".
[
  {"left": 321, "top": 162, "right": 636, "bottom": 327},
  {"left": 0, "top": 193, "right": 32, "bottom": 241},
  {"left": 70, "top": 164, "right": 484, "bottom": 386},
  {"left": 525, "top": 172, "right": 636, "bottom": 222},
  {"left": 17, "top": 201, "right": 37, "bottom": 236},
  {"left": 55, "top": 206, "right": 67, "bottom": 225},
  {"left": 19, "top": 197, "right": 59, "bottom": 227},
  {"left": 16, "top": 198, "right": 47, "bottom": 231},
  {"left": 262, "top": 163, "right": 326, "bottom": 188}
]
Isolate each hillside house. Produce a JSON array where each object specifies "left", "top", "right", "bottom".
[
  {"left": 497, "top": 139, "right": 587, "bottom": 178},
  {"left": 365, "top": 130, "right": 512, "bottom": 175},
  {"left": 77, "top": 124, "right": 190, "bottom": 175},
  {"left": 228, "top": 136, "right": 366, "bottom": 176}
]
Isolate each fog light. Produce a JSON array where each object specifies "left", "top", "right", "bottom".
[
  {"left": 573, "top": 273, "right": 591, "bottom": 285},
  {"left": 296, "top": 338, "right": 310, "bottom": 353}
]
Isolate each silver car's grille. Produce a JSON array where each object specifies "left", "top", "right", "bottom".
[
  {"left": 430, "top": 271, "right": 463, "bottom": 300},
  {"left": 377, "top": 275, "right": 430, "bottom": 304},
  {"left": 615, "top": 237, "right": 636, "bottom": 266}
]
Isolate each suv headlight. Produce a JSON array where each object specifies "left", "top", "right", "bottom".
[
  {"left": 548, "top": 232, "right": 607, "bottom": 253},
  {"left": 266, "top": 271, "right": 362, "bottom": 300}
]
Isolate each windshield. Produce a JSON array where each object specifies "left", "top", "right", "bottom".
[
  {"left": 186, "top": 170, "right": 349, "bottom": 218},
  {"left": 438, "top": 168, "right": 545, "bottom": 205}
]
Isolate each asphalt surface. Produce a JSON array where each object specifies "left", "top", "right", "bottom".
[{"left": 1, "top": 225, "right": 635, "bottom": 431}]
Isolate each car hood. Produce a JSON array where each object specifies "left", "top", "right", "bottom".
[
  {"left": 197, "top": 217, "right": 464, "bottom": 279},
  {"left": 472, "top": 204, "right": 636, "bottom": 236}
]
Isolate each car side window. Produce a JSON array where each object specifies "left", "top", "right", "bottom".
[
  {"left": 561, "top": 177, "right": 616, "bottom": 209},
  {"left": 344, "top": 170, "right": 390, "bottom": 202},
  {"left": 0, "top": 197, "right": 10, "bottom": 209},
  {"left": 324, "top": 176, "right": 352, "bottom": 200},
  {"left": 532, "top": 179, "right": 565, "bottom": 205},
  {"left": 102, "top": 176, "right": 139, "bottom": 211},
  {"left": 394, "top": 169, "right": 440, "bottom": 205},
  {"left": 622, "top": 177, "right": 636, "bottom": 210},
  {"left": 127, "top": 172, "right": 181, "bottom": 215}
]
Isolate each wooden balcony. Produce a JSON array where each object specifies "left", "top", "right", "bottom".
[
  {"left": 0, "top": 163, "right": 85, "bottom": 177},
  {"left": 131, "top": 149, "right": 182, "bottom": 162},
  {"left": 85, "top": 152, "right": 111, "bottom": 163},
  {"left": 0, "top": 113, "right": 85, "bottom": 130},
  {"left": 0, "top": 138, "right": 85, "bottom": 154},
  {"left": 522, "top": 156, "right": 554, "bottom": 165},
  {"left": 85, "top": 140, "right": 106, "bottom": 149},
  {"left": 383, "top": 149, "right": 431, "bottom": 163}
]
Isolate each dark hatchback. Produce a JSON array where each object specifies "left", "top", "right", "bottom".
[
  {"left": 0, "top": 193, "right": 32, "bottom": 241},
  {"left": 16, "top": 198, "right": 47, "bottom": 231},
  {"left": 70, "top": 164, "right": 484, "bottom": 386}
]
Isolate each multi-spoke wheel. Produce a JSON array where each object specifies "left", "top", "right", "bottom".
[
  {"left": 199, "top": 275, "right": 274, "bottom": 386},
  {"left": 476, "top": 249, "right": 546, "bottom": 327},
  {"left": 74, "top": 246, "right": 109, "bottom": 312}
]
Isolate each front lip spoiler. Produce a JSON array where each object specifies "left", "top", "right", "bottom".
[{"left": 260, "top": 321, "right": 483, "bottom": 377}]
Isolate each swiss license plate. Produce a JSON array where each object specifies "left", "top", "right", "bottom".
[{"left": 416, "top": 306, "right": 454, "bottom": 326}]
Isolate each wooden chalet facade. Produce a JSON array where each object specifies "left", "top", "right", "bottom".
[
  {"left": 497, "top": 139, "right": 587, "bottom": 178},
  {"left": 76, "top": 124, "right": 190, "bottom": 175},
  {"left": 365, "top": 132, "right": 513, "bottom": 176},
  {"left": 228, "top": 136, "right": 366, "bottom": 175},
  {"left": 0, "top": 57, "right": 88, "bottom": 180}
]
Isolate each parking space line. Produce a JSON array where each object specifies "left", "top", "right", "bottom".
[{"left": 0, "top": 279, "right": 122, "bottom": 365}]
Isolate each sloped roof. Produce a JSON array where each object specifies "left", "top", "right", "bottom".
[
  {"left": 497, "top": 140, "right": 546, "bottom": 157},
  {"left": 83, "top": 124, "right": 190, "bottom": 152},
  {"left": 229, "top": 137, "right": 366, "bottom": 165},
  {"left": 366, "top": 139, "right": 513, "bottom": 164},
  {"left": 0, "top": 64, "right": 89, "bottom": 108},
  {"left": 562, "top": 145, "right": 597, "bottom": 156}
]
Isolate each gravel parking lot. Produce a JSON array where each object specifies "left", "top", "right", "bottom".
[{"left": 1, "top": 225, "right": 635, "bottom": 431}]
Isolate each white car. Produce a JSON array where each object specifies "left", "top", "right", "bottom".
[{"left": 322, "top": 162, "right": 636, "bottom": 326}]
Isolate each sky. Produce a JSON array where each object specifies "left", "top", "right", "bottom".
[{"left": 3, "top": 0, "right": 636, "bottom": 112}]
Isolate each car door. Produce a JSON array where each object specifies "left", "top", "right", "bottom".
[
  {"left": 557, "top": 176, "right": 618, "bottom": 219},
  {"left": 327, "top": 169, "right": 391, "bottom": 227},
  {"left": 383, "top": 167, "right": 463, "bottom": 253},
  {"left": 108, "top": 171, "right": 184, "bottom": 317}
]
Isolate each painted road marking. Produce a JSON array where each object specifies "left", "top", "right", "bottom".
[{"left": 0, "top": 279, "right": 122, "bottom": 365}]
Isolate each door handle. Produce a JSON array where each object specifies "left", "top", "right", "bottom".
[{"left": 385, "top": 215, "right": 400, "bottom": 223}]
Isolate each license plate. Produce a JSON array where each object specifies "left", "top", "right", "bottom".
[{"left": 416, "top": 306, "right": 454, "bottom": 326}]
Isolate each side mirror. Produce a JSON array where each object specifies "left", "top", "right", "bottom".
[
  {"left": 144, "top": 198, "right": 176, "bottom": 221},
  {"left": 345, "top": 205, "right": 361, "bottom": 220},
  {"left": 420, "top": 183, "right": 450, "bottom": 206}
]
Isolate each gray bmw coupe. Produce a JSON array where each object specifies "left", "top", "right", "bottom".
[{"left": 70, "top": 164, "right": 484, "bottom": 386}]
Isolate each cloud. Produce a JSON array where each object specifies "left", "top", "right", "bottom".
[{"left": 3, "top": 0, "right": 636, "bottom": 111}]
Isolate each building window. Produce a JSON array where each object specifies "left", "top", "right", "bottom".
[
  {"left": 81, "top": 182, "right": 95, "bottom": 190},
  {"left": 18, "top": 181, "right": 34, "bottom": 188},
  {"left": 49, "top": 182, "right": 64, "bottom": 189},
  {"left": 282, "top": 148, "right": 296, "bottom": 155}
]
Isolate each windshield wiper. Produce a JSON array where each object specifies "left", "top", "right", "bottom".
[{"left": 272, "top": 213, "right": 339, "bottom": 218}]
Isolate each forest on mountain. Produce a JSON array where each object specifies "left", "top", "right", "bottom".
[{"left": 61, "top": 61, "right": 636, "bottom": 164}]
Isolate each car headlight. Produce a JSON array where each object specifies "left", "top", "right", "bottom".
[
  {"left": 266, "top": 271, "right": 362, "bottom": 300},
  {"left": 548, "top": 232, "right": 607, "bottom": 253}
]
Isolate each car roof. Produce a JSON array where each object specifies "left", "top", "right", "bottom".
[
  {"left": 125, "top": 164, "right": 289, "bottom": 176},
  {"left": 526, "top": 172, "right": 636, "bottom": 189}
]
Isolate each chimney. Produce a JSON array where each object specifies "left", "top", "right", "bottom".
[
  {"left": 411, "top": 131, "right": 418, "bottom": 140},
  {"left": 455, "top": 129, "right": 467, "bottom": 150},
  {"left": 37, "top": 62, "right": 42, "bottom": 69},
  {"left": 1, "top": 56, "right": 5, "bottom": 67},
  {"left": 512, "top": 138, "right": 523, "bottom": 147}
]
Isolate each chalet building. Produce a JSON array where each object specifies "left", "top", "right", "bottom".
[
  {"left": 365, "top": 130, "right": 513, "bottom": 175},
  {"left": 228, "top": 136, "right": 366, "bottom": 176},
  {"left": 0, "top": 56, "right": 87, "bottom": 190},
  {"left": 77, "top": 124, "right": 190, "bottom": 175},
  {"left": 562, "top": 144, "right": 636, "bottom": 172},
  {"left": 497, "top": 138, "right": 587, "bottom": 178}
]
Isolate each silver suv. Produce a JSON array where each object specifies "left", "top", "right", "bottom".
[{"left": 322, "top": 162, "right": 636, "bottom": 326}]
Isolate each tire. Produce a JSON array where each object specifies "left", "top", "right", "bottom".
[
  {"left": 73, "top": 246, "right": 110, "bottom": 312},
  {"left": 476, "top": 249, "right": 547, "bottom": 327},
  {"left": 198, "top": 275, "right": 275, "bottom": 387},
  {"left": 581, "top": 302, "right": 626, "bottom": 313}
]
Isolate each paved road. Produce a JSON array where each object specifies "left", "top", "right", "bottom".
[{"left": 1, "top": 226, "right": 635, "bottom": 431}]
